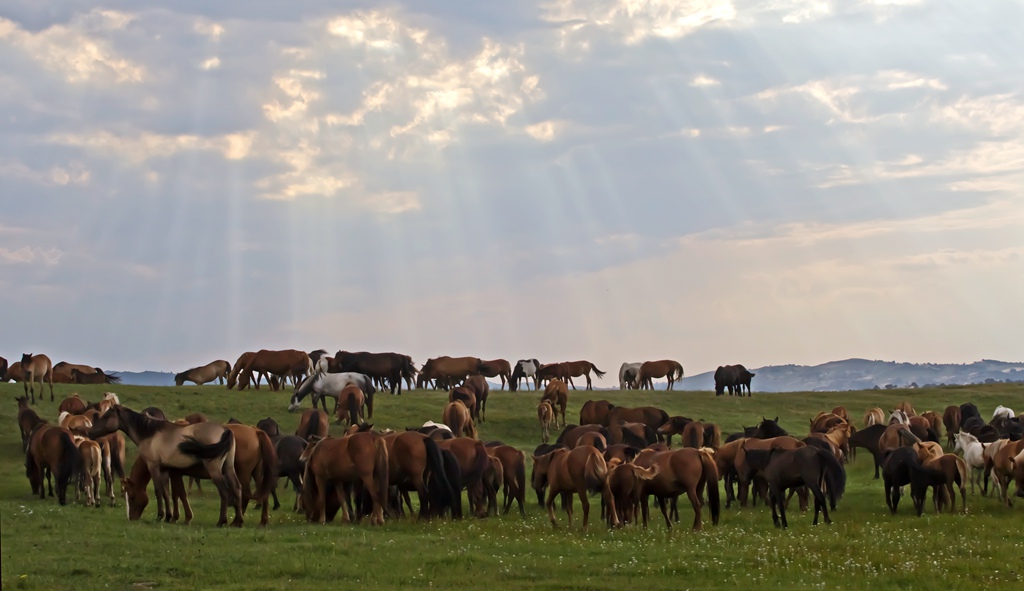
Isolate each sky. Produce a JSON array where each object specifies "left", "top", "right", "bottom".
[{"left": 2, "top": 1, "right": 1023, "bottom": 379}]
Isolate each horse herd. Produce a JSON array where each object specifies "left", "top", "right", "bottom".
[{"left": 12, "top": 350, "right": 1024, "bottom": 533}]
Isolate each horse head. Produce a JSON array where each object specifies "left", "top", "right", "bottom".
[{"left": 21, "top": 353, "right": 32, "bottom": 364}]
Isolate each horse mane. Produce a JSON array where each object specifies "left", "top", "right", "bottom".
[{"left": 119, "top": 406, "right": 167, "bottom": 439}]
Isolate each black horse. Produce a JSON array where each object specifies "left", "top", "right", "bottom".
[
  {"left": 744, "top": 446, "right": 846, "bottom": 528},
  {"left": 714, "top": 364, "right": 755, "bottom": 396},
  {"left": 752, "top": 417, "right": 788, "bottom": 439},
  {"left": 881, "top": 446, "right": 917, "bottom": 514},
  {"left": 849, "top": 423, "right": 887, "bottom": 478}
]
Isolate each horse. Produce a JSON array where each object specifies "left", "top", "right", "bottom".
[
  {"left": 300, "top": 432, "right": 390, "bottom": 525},
  {"left": 744, "top": 446, "right": 845, "bottom": 528},
  {"left": 943, "top": 405, "right": 961, "bottom": 448},
  {"left": 751, "top": 416, "right": 788, "bottom": 439},
  {"left": 541, "top": 379, "right": 569, "bottom": 428},
  {"left": 656, "top": 416, "right": 692, "bottom": 447},
  {"left": 603, "top": 406, "right": 670, "bottom": 440},
  {"left": 335, "top": 385, "right": 365, "bottom": 428},
  {"left": 538, "top": 361, "right": 606, "bottom": 390},
  {"left": 71, "top": 368, "right": 121, "bottom": 385},
  {"left": 6, "top": 361, "right": 24, "bottom": 382},
  {"left": 332, "top": 351, "right": 415, "bottom": 396},
  {"left": 538, "top": 400, "right": 554, "bottom": 444},
  {"left": 618, "top": 362, "right": 643, "bottom": 389},
  {"left": 141, "top": 407, "right": 167, "bottom": 421},
  {"left": 239, "top": 349, "right": 313, "bottom": 391},
  {"left": 448, "top": 387, "right": 478, "bottom": 422},
  {"left": 735, "top": 436, "right": 806, "bottom": 507},
  {"left": 486, "top": 445, "right": 527, "bottom": 516},
  {"left": 443, "top": 400, "right": 476, "bottom": 439},
  {"left": 417, "top": 356, "right": 481, "bottom": 390},
  {"left": 58, "top": 411, "right": 93, "bottom": 436},
  {"left": 604, "top": 461, "right": 659, "bottom": 526},
  {"left": 579, "top": 400, "right": 615, "bottom": 426},
  {"left": 269, "top": 434, "right": 307, "bottom": 512},
  {"left": 991, "top": 439, "right": 1024, "bottom": 506},
  {"left": 714, "top": 364, "right": 754, "bottom": 396},
  {"left": 634, "top": 448, "right": 720, "bottom": 531},
  {"left": 711, "top": 439, "right": 745, "bottom": 508},
  {"left": 227, "top": 352, "right": 260, "bottom": 389},
  {"left": 462, "top": 375, "right": 490, "bottom": 422},
  {"left": 959, "top": 403, "right": 981, "bottom": 425},
  {"left": 289, "top": 371, "right": 376, "bottom": 414},
  {"left": 510, "top": 359, "right": 540, "bottom": 392},
  {"left": 531, "top": 446, "right": 611, "bottom": 530},
  {"left": 636, "top": 360, "right": 684, "bottom": 390},
  {"left": 993, "top": 405, "right": 1016, "bottom": 421},
  {"left": 175, "top": 360, "right": 231, "bottom": 386},
  {"left": 555, "top": 424, "right": 607, "bottom": 449},
  {"left": 831, "top": 406, "right": 850, "bottom": 424},
  {"left": 379, "top": 431, "right": 458, "bottom": 519},
  {"left": 58, "top": 394, "right": 88, "bottom": 415},
  {"left": 95, "top": 431, "right": 125, "bottom": 506},
  {"left": 477, "top": 359, "right": 511, "bottom": 391},
  {"left": 72, "top": 436, "right": 103, "bottom": 507},
  {"left": 953, "top": 431, "right": 987, "bottom": 495},
  {"left": 16, "top": 396, "right": 47, "bottom": 451},
  {"left": 20, "top": 353, "right": 54, "bottom": 403},
  {"left": 863, "top": 407, "right": 885, "bottom": 427},
  {"left": 908, "top": 450, "right": 967, "bottom": 515},
  {"left": 436, "top": 437, "right": 492, "bottom": 518},
  {"left": 895, "top": 401, "right": 917, "bottom": 417},
  {"left": 681, "top": 421, "right": 706, "bottom": 449},
  {"left": 25, "top": 424, "right": 79, "bottom": 504},
  {"left": 89, "top": 405, "right": 244, "bottom": 527},
  {"left": 888, "top": 409, "right": 910, "bottom": 425},
  {"left": 296, "top": 409, "right": 329, "bottom": 441},
  {"left": 0, "top": 355, "right": 6, "bottom": 381}
]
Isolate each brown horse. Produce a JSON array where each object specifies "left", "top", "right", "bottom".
[
  {"left": 58, "top": 394, "right": 88, "bottom": 415},
  {"left": 175, "top": 360, "right": 231, "bottom": 386},
  {"left": 58, "top": 411, "right": 93, "bottom": 436},
  {"left": 538, "top": 400, "right": 554, "bottom": 444},
  {"left": 681, "top": 421, "right": 706, "bottom": 449},
  {"left": 603, "top": 406, "right": 670, "bottom": 440},
  {"left": 70, "top": 368, "right": 120, "bottom": 385},
  {"left": 89, "top": 405, "right": 244, "bottom": 526},
  {"left": 227, "top": 352, "right": 256, "bottom": 389},
  {"left": 895, "top": 400, "right": 917, "bottom": 417},
  {"left": 296, "top": 408, "right": 329, "bottom": 441},
  {"left": 335, "top": 385, "right": 365, "bottom": 427},
  {"left": 486, "top": 445, "right": 527, "bottom": 516},
  {"left": 462, "top": 375, "right": 490, "bottom": 422},
  {"left": 437, "top": 437, "right": 492, "bottom": 518},
  {"left": 657, "top": 416, "right": 692, "bottom": 447},
  {"left": 6, "top": 361, "right": 24, "bottom": 382},
  {"left": 51, "top": 362, "right": 94, "bottom": 383},
  {"left": 380, "top": 431, "right": 458, "bottom": 519},
  {"left": 604, "top": 461, "right": 659, "bottom": 527},
  {"left": 96, "top": 431, "right": 125, "bottom": 506},
  {"left": 301, "top": 432, "right": 390, "bottom": 525},
  {"left": 531, "top": 446, "right": 611, "bottom": 530},
  {"left": 443, "top": 400, "right": 476, "bottom": 439},
  {"left": 830, "top": 406, "right": 850, "bottom": 424},
  {"left": 25, "top": 424, "right": 79, "bottom": 504},
  {"left": 17, "top": 396, "right": 47, "bottom": 451},
  {"left": 636, "top": 360, "right": 684, "bottom": 390},
  {"left": 577, "top": 431, "right": 608, "bottom": 451},
  {"left": 537, "top": 361, "right": 606, "bottom": 390},
  {"left": 0, "top": 355, "right": 6, "bottom": 381},
  {"left": 417, "top": 356, "right": 481, "bottom": 389},
  {"left": 72, "top": 436, "right": 103, "bottom": 507},
  {"left": 634, "top": 448, "right": 720, "bottom": 530},
  {"left": 238, "top": 349, "right": 313, "bottom": 391},
  {"left": 541, "top": 379, "right": 568, "bottom": 427},
  {"left": 734, "top": 436, "right": 806, "bottom": 507},
  {"left": 579, "top": 399, "right": 615, "bottom": 426},
  {"left": 477, "top": 359, "right": 511, "bottom": 390},
  {"left": 448, "top": 387, "right": 478, "bottom": 422},
  {"left": 921, "top": 411, "right": 943, "bottom": 440},
  {"left": 864, "top": 407, "right": 884, "bottom": 427},
  {"left": 21, "top": 353, "right": 54, "bottom": 403},
  {"left": 942, "top": 406, "right": 961, "bottom": 449}
]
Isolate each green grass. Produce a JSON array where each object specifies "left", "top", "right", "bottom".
[{"left": 2, "top": 382, "right": 1023, "bottom": 590}]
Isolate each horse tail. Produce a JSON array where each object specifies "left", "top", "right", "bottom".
[
  {"left": 590, "top": 364, "right": 607, "bottom": 379},
  {"left": 441, "top": 450, "right": 464, "bottom": 519},
  {"left": 700, "top": 450, "right": 721, "bottom": 525},
  {"left": 255, "top": 429, "right": 279, "bottom": 505},
  {"left": 297, "top": 413, "right": 317, "bottom": 442},
  {"left": 178, "top": 429, "right": 234, "bottom": 460},
  {"left": 584, "top": 451, "right": 607, "bottom": 493},
  {"left": 57, "top": 430, "right": 80, "bottom": 505},
  {"left": 423, "top": 437, "right": 455, "bottom": 517},
  {"left": 347, "top": 392, "right": 361, "bottom": 427},
  {"left": 372, "top": 437, "right": 389, "bottom": 518},
  {"left": 820, "top": 448, "right": 847, "bottom": 506},
  {"left": 109, "top": 435, "right": 125, "bottom": 478}
]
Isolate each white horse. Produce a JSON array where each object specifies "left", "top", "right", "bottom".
[
  {"left": 888, "top": 409, "right": 910, "bottom": 425},
  {"left": 992, "top": 405, "right": 1016, "bottom": 421},
  {"left": 289, "top": 370, "right": 376, "bottom": 413},
  {"left": 421, "top": 420, "right": 452, "bottom": 433},
  {"left": 618, "top": 362, "right": 643, "bottom": 389},
  {"left": 512, "top": 359, "right": 540, "bottom": 391},
  {"left": 954, "top": 431, "right": 989, "bottom": 495}
]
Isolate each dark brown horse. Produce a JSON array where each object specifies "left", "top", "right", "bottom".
[
  {"left": 25, "top": 424, "right": 79, "bottom": 504},
  {"left": 634, "top": 448, "right": 720, "bottom": 530},
  {"left": 531, "top": 446, "right": 610, "bottom": 530},
  {"left": 332, "top": 351, "right": 415, "bottom": 395},
  {"left": 579, "top": 399, "right": 615, "bottom": 426},
  {"left": 0, "top": 355, "right": 7, "bottom": 381},
  {"left": 714, "top": 364, "right": 754, "bottom": 396},
  {"left": 943, "top": 405, "right": 961, "bottom": 449},
  {"left": 462, "top": 375, "right": 490, "bottom": 422},
  {"left": 477, "top": 359, "right": 511, "bottom": 391},
  {"left": 17, "top": 396, "right": 47, "bottom": 451},
  {"left": 296, "top": 408, "right": 329, "bottom": 441},
  {"left": 381, "top": 430, "right": 458, "bottom": 519},
  {"left": 436, "top": 437, "right": 492, "bottom": 518},
  {"left": 71, "top": 368, "right": 121, "bottom": 384},
  {"left": 604, "top": 461, "right": 659, "bottom": 527},
  {"left": 541, "top": 379, "right": 568, "bottom": 428},
  {"left": 21, "top": 353, "right": 54, "bottom": 403},
  {"left": 301, "top": 432, "right": 390, "bottom": 525},
  {"left": 743, "top": 446, "right": 846, "bottom": 528},
  {"left": 636, "top": 360, "right": 684, "bottom": 390}
]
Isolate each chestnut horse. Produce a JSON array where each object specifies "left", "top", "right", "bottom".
[
  {"left": 863, "top": 407, "right": 885, "bottom": 427},
  {"left": 443, "top": 400, "right": 476, "bottom": 439},
  {"left": 541, "top": 379, "right": 569, "bottom": 428},
  {"left": 531, "top": 446, "right": 611, "bottom": 530},
  {"left": 477, "top": 359, "right": 511, "bottom": 390},
  {"left": 538, "top": 400, "right": 554, "bottom": 444},
  {"left": 536, "top": 361, "right": 606, "bottom": 390},
  {"left": 579, "top": 400, "right": 615, "bottom": 426},
  {"left": 21, "top": 353, "right": 54, "bottom": 403},
  {"left": 604, "top": 461, "right": 659, "bottom": 527},
  {"left": 296, "top": 409, "right": 329, "bottom": 441},
  {"left": 335, "top": 385, "right": 365, "bottom": 427},
  {"left": 58, "top": 394, "right": 88, "bottom": 415},
  {"left": 175, "top": 360, "right": 231, "bottom": 386},
  {"left": 25, "top": 424, "right": 79, "bottom": 504},
  {"left": 462, "top": 375, "right": 490, "bottom": 422},
  {"left": 71, "top": 368, "right": 121, "bottom": 385},
  {"left": 72, "top": 436, "right": 103, "bottom": 507},
  {"left": 239, "top": 349, "right": 313, "bottom": 391},
  {"left": 16, "top": 396, "right": 47, "bottom": 451},
  {"left": 487, "top": 445, "right": 527, "bottom": 516},
  {"left": 380, "top": 431, "right": 458, "bottom": 519},
  {"left": 301, "top": 433, "right": 390, "bottom": 524},
  {"left": 636, "top": 360, "right": 684, "bottom": 391},
  {"left": 942, "top": 405, "right": 961, "bottom": 449},
  {"left": 417, "top": 356, "right": 481, "bottom": 390},
  {"left": 634, "top": 448, "right": 721, "bottom": 531}
]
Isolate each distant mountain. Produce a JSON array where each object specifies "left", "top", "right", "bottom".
[
  {"left": 114, "top": 371, "right": 177, "bottom": 387},
  {"left": 676, "top": 358, "right": 1024, "bottom": 393}
]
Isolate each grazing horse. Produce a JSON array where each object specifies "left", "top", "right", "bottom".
[
  {"left": 735, "top": 436, "right": 806, "bottom": 507},
  {"left": 579, "top": 399, "right": 615, "bottom": 426},
  {"left": 21, "top": 353, "right": 54, "bottom": 403},
  {"left": 301, "top": 433, "right": 390, "bottom": 525},
  {"left": 462, "top": 375, "right": 490, "bottom": 422},
  {"left": 16, "top": 396, "right": 47, "bottom": 451},
  {"left": 538, "top": 400, "right": 554, "bottom": 444},
  {"left": 714, "top": 364, "right": 755, "bottom": 396},
  {"left": 510, "top": 359, "right": 540, "bottom": 392},
  {"left": 175, "top": 360, "right": 231, "bottom": 386},
  {"left": 25, "top": 424, "right": 79, "bottom": 504},
  {"left": 618, "top": 362, "right": 643, "bottom": 389},
  {"left": 604, "top": 461, "right": 659, "bottom": 526},
  {"left": 637, "top": 360, "right": 684, "bottom": 390},
  {"left": 381, "top": 431, "right": 458, "bottom": 519},
  {"left": 6, "top": 361, "right": 24, "bottom": 382},
  {"left": 943, "top": 405, "right": 961, "bottom": 449},
  {"left": 634, "top": 448, "right": 721, "bottom": 531},
  {"left": 541, "top": 379, "right": 569, "bottom": 428},
  {"left": 335, "top": 385, "right": 365, "bottom": 428},
  {"left": 89, "top": 405, "right": 244, "bottom": 527},
  {"left": 538, "top": 361, "right": 606, "bottom": 391},
  {"left": 227, "top": 352, "right": 261, "bottom": 389},
  {"left": 239, "top": 349, "right": 313, "bottom": 391},
  {"left": 657, "top": 416, "right": 693, "bottom": 447},
  {"left": 269, "top": 434, "right": 308, "bottom": 512},
  {"left": 417, "top": 356, "right": 481, "bottom": 390},
  {"left": 909, "top": 450, "right": 967, "bottom": 515},
  {"left": 477, "top": 359, "right": 511, "bottom": 390},
  {"left": 443, "top": 400, "right": 476, "bottom": 439},
  {"left": 289, "top": 371, "right": 376, "bottom": 414},
  {"left": 486, "top": 445, "right": 527, "bottom": 516},
  {"left": 437, "top": 437, "right": 492, "bottom": 518},
  {"left": 603, "top": 406, "right": 670, "bottom": 440},
  {"left": 555, "top": 424, "right": 608, "bottom": 449},
  {"left": 332, "top": 351, "right": 415, "bottom": 396},
  {"left": 448, "top": 387, "right": 478, "bottom": 422},
  {"left": 864, "top": 407, "right": 885, "bottom": 427},
  {"left": 745, "top": 446, "right": 845, "bottom": 528},
  {"left": 531, "top": 446, "right": 611, "bottom": 530}
]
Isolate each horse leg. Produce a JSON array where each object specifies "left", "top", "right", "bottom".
[
  {"left": 578, "top": 487, "right": 591, "bottom": 531},
  {"left": 657, "top": 496, "right": 672, "bottom": 529},
  {"left": 686, "top": 487, "right": 704, "bottom": 531},
  {"left": 776, "top": 488, "right": 789, "bottom": 529},
  {"left": 545, "top": 489, "right": 559, "bottom": 528}
]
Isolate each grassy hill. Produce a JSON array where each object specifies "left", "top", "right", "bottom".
[{"left": 2, "top": 382, "right": 1023, "bottom": 590}]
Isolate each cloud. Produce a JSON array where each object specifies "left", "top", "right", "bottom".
[{"left": 0, "top": 246, "right": 64, "bottom": 265}]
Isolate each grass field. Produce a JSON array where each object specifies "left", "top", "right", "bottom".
[{"left": 2, "top": 381, "right": 1023, "bottom": 590}]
